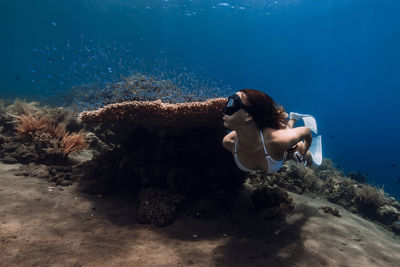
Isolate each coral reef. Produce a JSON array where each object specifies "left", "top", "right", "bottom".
[
  {"left": 0, "top": 99, "right": 89, "bottom": 165},
  {"left": 247, "top": 159, "right": 400, "bottom": 234},
  {"left": 2, "top": 96, "right": 400, "bottom": 232}
]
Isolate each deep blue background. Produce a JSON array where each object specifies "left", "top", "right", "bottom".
[{"left": 1, "top": 0, "right": 400, "bottom": 198}]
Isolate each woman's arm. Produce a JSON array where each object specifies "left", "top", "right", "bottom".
[
  {"left": 222, "top": 131, "right": 237, "bottom": 154},
  {"left": 275, "top": 126, "right": 312, "bottom": 155}
]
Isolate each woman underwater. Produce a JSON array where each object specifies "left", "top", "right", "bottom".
[{"left": 222, "top": 89, "right": 314, "bottom": 174}]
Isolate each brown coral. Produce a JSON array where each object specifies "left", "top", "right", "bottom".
[{"left": 78, "top": 98, "right": 227, "bottom": 128}]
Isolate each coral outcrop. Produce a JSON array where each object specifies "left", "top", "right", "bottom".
[
  {"left": 78, "top": 98, "right": 226, "bottom": 129},
  {"left": 74, "top": 97, "right": 252, "bottom": 226}
]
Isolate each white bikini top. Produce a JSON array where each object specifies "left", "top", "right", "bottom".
[{"left": 234, "top": 129, "right": 286, "bottom": 174}]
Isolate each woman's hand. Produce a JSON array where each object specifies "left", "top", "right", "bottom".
[
  {"left": 304, "top": 151, "right": 313, "bottom": 166},
  {"left": 296, "top": 142, "right": 308, "bottom": 156},
  {"left": 286, "top": 142, "right": 313, "bottom": 166}
]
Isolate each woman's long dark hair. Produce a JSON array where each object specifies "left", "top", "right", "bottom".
[{"left": 239, "top": 89, "right": 288, "bottom": 129}]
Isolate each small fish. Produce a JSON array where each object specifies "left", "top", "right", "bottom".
[
  {"left": 397, "top": 178, "right": 400, "bottom": 184},
  {"left": 15, "top": 75, "right": 20, "bottom": 80},
  {"left": 391, "top": 163, "right": 396, "bottom": 167},
  {"left": 330, "top": 135, "right": 335, "bottom": 139},
  {"left": 51, "top": 21, "right": 56, "bottom": 26}
]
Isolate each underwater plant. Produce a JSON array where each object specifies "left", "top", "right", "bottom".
[
  {"left": 356, "top": 184, "right": 385, "bottom": 208},
  {"left": 48, "top": 130, "right": 88, "bottom": 156},
  {"left": 14, "top": 114, "right": 65, "bottom": 140},
  {"left": 13, "top": 113, "right": 88, "bottom": 158},
  {"left": 6, "top": 99, "right": 44, "bottom": 119}
]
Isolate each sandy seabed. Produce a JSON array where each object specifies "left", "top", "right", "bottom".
[{"left": 1, "top": 162, "right": 400, "bottom": 267}]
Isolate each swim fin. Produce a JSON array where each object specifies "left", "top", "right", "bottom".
[
  {"left": 289, "top": 112, "right": 318, "bottom": 134},
  {"left": 309, "top": 135, "right": 322, "bottom": 165},
  {"left": 303, "top": 116, "right": 318, "bottom": 135}
]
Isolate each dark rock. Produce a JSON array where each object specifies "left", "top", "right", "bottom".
[
  {"left": 188, "top": 198, "right": 222, "bottom": 220},
  {"left": 2, "top": 155, "right": 17, "bottom": 164},
  {"left": 251, "top": 186, "right": 294, "bottom": 212},
  {"left": 376, "top": 205, "right": 400, "bottom": 225},
  {"left": 2, "top": 142, "right": 18, "bottom": 152},
  {"left": 60, "top": 179, "right": 72, "bottom": 186},
  {"left": 265, "top": 207, "right": 286, "bottom": 221},
  {"left": 324, "top": 178, "right": 356, "bottom": 208},
  {"left": 391, "top": 221, "right": 400, "bottom": 235},
  {"left": 32, "top": 166, "right": 49, "bottom": 179},
  {"left": 319, "top": 206, "right": 341, "bottom": 217},
  {"left": 137, "top": 188, "right": 185, "bottom": 227}
]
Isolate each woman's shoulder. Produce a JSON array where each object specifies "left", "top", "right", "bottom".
[
  {"left": 224, "top": 130, "right": 237, "bottom": 141},
  {"left": 222, "top": 131, "right": 237, "bottom": 153},
  {"left": 262, "top": 127, "right": 282, "bottom": 141},
  {"left": 262, "top": 128, "right": 287, "bottom": 149}
]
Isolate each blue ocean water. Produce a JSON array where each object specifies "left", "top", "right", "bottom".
[{"left": 1, "top": 1, "right": 400, "bottom": 198}]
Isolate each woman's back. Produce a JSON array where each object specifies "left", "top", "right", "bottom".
[{"left": 223, "top": 128, "right": 286, "bottom": 172}]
